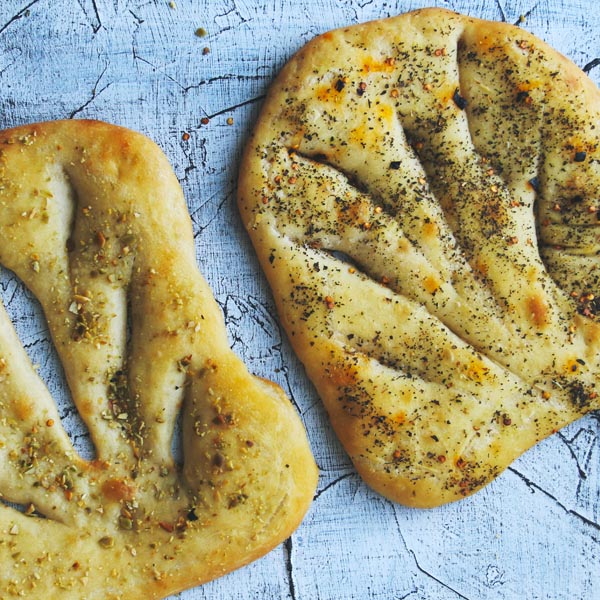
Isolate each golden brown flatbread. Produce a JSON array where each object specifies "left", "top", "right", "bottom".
[
  {"left": 238, "top": 8, "right": 600, "bottom": 507},
  {"left": 0, "top": 120, "right": 317, "bottom": 598}
]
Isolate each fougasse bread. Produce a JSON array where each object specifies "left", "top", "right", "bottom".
[
  {"left": 0, "top": 120, "right": 317, "bottom": 598},
  {"left": 238, "top": 8, "right": 600, "bottom": 507}
]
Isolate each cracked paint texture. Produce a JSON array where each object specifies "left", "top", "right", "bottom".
[{"left": 0, "top": 0, "right": 599, "bottom": 598}]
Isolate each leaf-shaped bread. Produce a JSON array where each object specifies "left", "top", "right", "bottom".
[
  {"left": 0, "top": 120, "right": 317, "bottom": 598},
  {"left": 238, "top": 8, "right": 600, "bottom": 507}
]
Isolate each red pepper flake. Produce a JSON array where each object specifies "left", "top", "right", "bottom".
[
  {"left": 213, "top": 414, "right": 227, "bottom": 425},
  {"left": 324, "top": 295, "right": 335, "bottom": 309},
  {"left": 200, "top": 117, "right": 210, "bottom": 125},
  {"left": 212, "top": 413, "right": 233, "bottom": 426},
  {"left": 456, "top": 457, "right": 466, "bottom": 469},
  {"left": 159, "top": 521, "right": 174, "bottom": 533},
  {"left": 46, "top": 419, "right": 54, "bottom": 427},
  {"left": 502, "top": 414, "right": 512, "bottom": 426},
  {"left": 202, "top": 47, "right": 210, "bottom": 55},
  {"left": 357, "top": 81, "right": 367, "bottom": 96},
  {"left": 182, "top": 132, "right": 190, "bottom": 141},
  {"left": 437, "top": 455, "right": 446, "bottom": 463}
]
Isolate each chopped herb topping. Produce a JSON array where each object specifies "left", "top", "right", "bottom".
[{"left": 453, "top": 88, "right": 467, "bottom": 109}]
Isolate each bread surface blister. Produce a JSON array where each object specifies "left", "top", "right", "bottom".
[
  {"left": 0, "top": 120, "right": 317, "bottom": 598},
  {"left": 238, "top": 8, "right": 600, "bottom": 507}
]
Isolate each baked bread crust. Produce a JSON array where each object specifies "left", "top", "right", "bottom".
[
  {"left": 0, "top": 120, "right": 317, "bottom": 597},
  {"left": 238, "top": 8, "right": 600, "bottom": 507}
]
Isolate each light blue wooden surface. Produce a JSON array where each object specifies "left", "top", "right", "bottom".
[{"left": 1, "top": 1, "right": 599, "bottom": 598}]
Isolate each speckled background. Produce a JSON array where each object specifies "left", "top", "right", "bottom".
[{"left": 1, "top": 1, "right": 599, "bottom": 598}]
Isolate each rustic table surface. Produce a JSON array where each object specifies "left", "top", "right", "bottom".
[{"left": 1, "top": 1, "right": 599, "bottom": 599}]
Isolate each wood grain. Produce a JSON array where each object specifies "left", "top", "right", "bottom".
[{"left": 0, "top": 1, "right": 599, "bottom": 598}]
